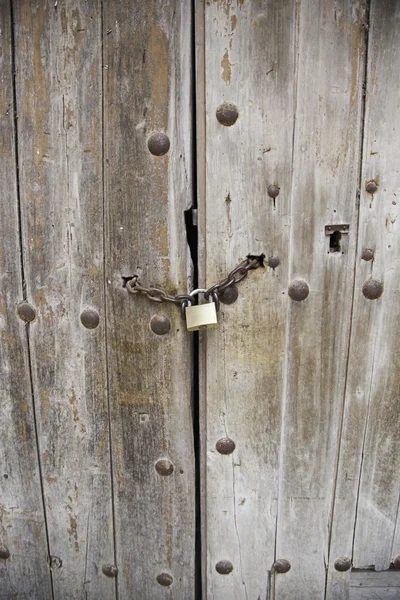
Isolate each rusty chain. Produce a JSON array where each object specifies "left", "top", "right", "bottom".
[{"left": 125, "top": 255, "right": 264, "bottom": 315}]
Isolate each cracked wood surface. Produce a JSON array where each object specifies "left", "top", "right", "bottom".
[
  {"left": 196, "top": 1, "right": 399, "bottom": 599},
  {"left": 200, "top": 1, "right": 295, "bottom": 598},
  {"left": 0, "top": 3, "right": 52, "bottom": 597},
  {"left": 274, "top": 2, "right": 366, "bottom": 598},
  {"left": 12, "top": 1, "right": 115, "bottom": 597},
  {"left": 5, "top": 0, "right": 195, "bottom": 598},
  {"left": 327, "top": 1, "right": 400, "bottom": 597},
  {"left": 102, "top": 1, "right": 195, "bottom": 598}
]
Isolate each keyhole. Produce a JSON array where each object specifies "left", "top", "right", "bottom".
[{"left": 329, "top": 230, "right": 341, "bottom": 253}]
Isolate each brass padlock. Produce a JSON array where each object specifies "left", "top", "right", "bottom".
[{"left": 185, "top": 289, "right": 218, "bottom": 331}]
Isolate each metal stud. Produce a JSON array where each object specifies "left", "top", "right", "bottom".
[
  {"left": 148, "top": 133, "right": 170, "bottom": 156},
  {"left": 362, "top": 279, "right": 383, "bottom": 300},
  {"left": 80, "top": 308, "right": 100, "bottom": 329},
  {"left": 392, "top": 556, "right": 400, "bottom": 569},
  {"left": 102, "top": 564, "right": 118, "bottom": 578},
  {"left": 150, "top": 315, "right": 171, "bottom": 335},
  {"left": 273, "top": 559, "right": 291, "bottom": 574},
  {"left": 216, "top": 438, "right": 236, "bottom": 455},
  {"left": 0, "top": 547, "right": 10, "bottom": 560},
  {"left": 17, "top": 301, "right": 36, "bottom": 323},
  {"left": 288, "top": 280, "right": 309, "bottom": 301},
  {"left": 156, "top": 572, "right": 173, "bottom": 586},
  {"left": 215, "top": 560, "right": 233, "bottom": 575},
  {"left": 366, "top": 180, "right": 378, "bottom": 194},
  {"left": 49, "top": 556, "right": 62, "bottom": 569},
  {"left": 216, "top": 103, "right": 239, "bottom": 127},
  {"left": 334, "top": 556, "right": 352, "bottom": 572},
  {"left": 219, "top": 285, "right": 239, "bottom": 305},
  {"left": 155, "top": 459, "right": 174, "bottom": 476},
  {"left": 268, "top": 256, "right": 280, "bottom": 269},
  {"left": 268, "top": 185, "right": 280, "bottom": 199},
  {"left": 361, "top": 248, "right": 374, "bottom": 262}
]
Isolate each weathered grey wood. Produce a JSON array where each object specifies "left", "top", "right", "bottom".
[
  {"left": 13, "top": 1, "right": 115, "bottom": 598},
  {"left": 350, "top": 570, "right": 400, "bottom": 588},
  {"left": 103, "top": 1, "right": 195, "bottom": 597},
  {"left": 274, "top": 2, "right": 366, "bottom": 599},
  {"left": 327, "top": 2, "right": 400, "bottom": 597},
  {"left": 0, "top": 3, "right": 52, "bottom": 597},
  {"left": 350, "top": 591, "right": 400, "bottom": 600},
  {"left": 200, "top": 1, "right": 295, "bottom": 597},
  {"left": 350, "top": 570, "right": 400, "bottom": 600}
]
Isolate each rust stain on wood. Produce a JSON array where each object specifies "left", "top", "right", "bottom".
[
  {"left": 221, "top": 48, "right": 233, "bottom": 85},
  {"left": 146, "top": 26, "right": 169, "bottom": 130}
]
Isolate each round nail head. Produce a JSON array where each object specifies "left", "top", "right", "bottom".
[
  {"left": 102, "top": 564, "right": 118, "bottom": 578},
  {"left": 215, "top": 560, "right": 233, "bottom": 575},
  {"left": 216, "top": 103, "right": 239, "bottom": 127},
  {"left": 268, "top": 185, "right": 280, "bottom": 199},
  {"left": 156, "top": 572, "right": 173, "bottom": 586},
  {"left": 50, "top": 556, "right": 62, "bottom": 569},
  {"left": 392, "top": 556, "right": 400, "bottom": 569},
  {"left": 80, "top": 308, "right": 100, "bottom": 329},
  {"left": 268, "top": 256, "right": 280, "bottom": 269},
  {"left": 148, "top": 133, "right": 170, "bottom": 156},
  {"left": 361, "top": 248, "right": 374, "bottom": 262},
  {"left": 288, "top": 280, "right": 309, "bottom": 301},
  {"left": 0, "top": 547, "right": 10, "bottom": 560},
  {"left": 17, "top": 302, "right": 36, "bottom": 323},
  {"left": 273, "top": 559, "right": 291, "bottom": 574},
  {"left": 216, "top": 438, "right": 236, "bottom": 455},
  {"left": 219, "top": 285, "right": 239, "bottom": 305},
  {"left": 334, "top": 556, "right": 352, "bottom": 572},
  {"left": 366, "top": 181, "right": 378, "bottom": 194},
  {"left": 155, "top": 459, "right": 174, "bottom": 476},
  {"left": 150, "top": 315, "right": 171, "bottom": 335},
  {"left": 362, "top": 279, "right": 383, "bottom": 300}
]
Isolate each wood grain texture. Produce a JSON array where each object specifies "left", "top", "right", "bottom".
[
  {"left": 327, "top": 1, "right": 400, "bottom": 597},
  {"left": 200, "top": 1, "right": 295, "bottom": 598},
  {"left": 0, "top": 3, "right": 52, "bottom": 597},
  {"left": 274, "top": 1, "right": 367, "bottom": 599},
  {"left": 350, "top": 569, "right": 400, "bottom": 600},
  {"left": 103, "top": 1, "right": 195, "bottom": 597},
  {"left": 350, "top": 570, "right": 400, "bottom": 588},
  {"left": 13, "top": 1, "right": 115, "bottom": 598}
]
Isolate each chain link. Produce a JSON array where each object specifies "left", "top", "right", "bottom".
[{"left": 126, "top": 255, "right": 264, "bottom": 313}]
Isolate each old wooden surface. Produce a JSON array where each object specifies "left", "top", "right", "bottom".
[
  {"left": 274, "top": 2, "right": 366, "bottom": 598},
  {"left": 350, "top": 570, "right": 400, "bottom": 600},
  {"left": 327, "top": 1, "right": 400, "bottom": 597},
  {"left": 200, "top": 1, "right": 295, "bottom": 598},
  {"left": 2, "top": 1, "right": 400, "bottom": 598},
  {"left": 103, "top": 0, "right": 195, "bottom": 598},
  {"left": 0, "top": 3, "right": 52, "bottom": 597},
  {"left": 13, "top": 1, "right": 116, "bottom": 597}
]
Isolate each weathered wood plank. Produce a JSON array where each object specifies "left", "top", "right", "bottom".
[
  {"left": 13, "top": 2, "right": 115, "bottom": 598},
  {"left": 327, "top": 2, "right": 400, "bottom": 597},
  {"left": 0, "top": 3, "right": 52, "bottom": 597},
  {"left": 350, "top": 571, "right": 400, "bottom": 588},
  {"left": 350, "top": 590, "right": 400, "bottom": 600},
  {"left": 103, "top": 1, "right": 195, "bottom": 597},
  {"left": 200, "top": 1, "right": 296, "bottom": 598},
  {"left": 274, "top": 2, "right": 366, "bottom": 599}
]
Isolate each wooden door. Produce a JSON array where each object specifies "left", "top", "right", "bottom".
[
  {"left": 197, "top": 0, "right": 400, "bottom": 599},
  {"left": 1, "top": 1, "right": 195, "bottom": 598},
  {"left": 1, "top": 1, "right": 400, "bottom": 599}
]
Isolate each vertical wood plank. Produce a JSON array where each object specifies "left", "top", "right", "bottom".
[
  {"left": 327, "top": 1, "right": 400, "bottom": 596},
  {"left": 103, "top": 1, "right": 195, "bottom": 597},
  {"left": 13, "top": 1, "right": 115, "bottom": 597},
  {"left": 0, "top": 3, "right": 52, "bottom": 597},
  {"left": 275, "top": 2, "right": 366, "bottom": 598},
  {"left": 200, "top": 1, "right": 296, "bottom": 597}
]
